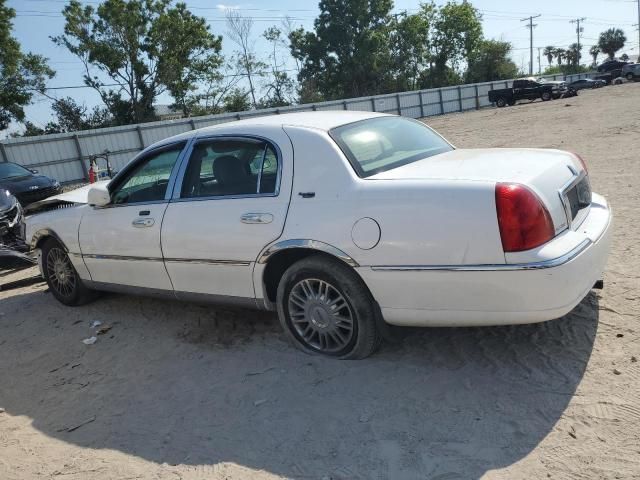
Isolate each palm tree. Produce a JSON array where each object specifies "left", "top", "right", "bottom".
[
  {"left": 567, "top": 43, "right": 582, "bottom": 66},
  {"left": 589, "top": 45, "right": 600, "bottom": 66},
  {"left": 621, "top": 53, "right": 629, "bottom": 62},
  {"left": 555, "top": 48, "right": 566, "bottom": 65},
  {"left": 543, "top": 46, "right": 556, "bottom": 67},
  {"left": 598, "top": 28, "right": 626, "bottom": 59}
]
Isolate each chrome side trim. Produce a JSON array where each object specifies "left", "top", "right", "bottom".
[
  {"left": 81, "top": 253, "right": 251, "bottom": 266},
  {"left": 371, "top": 238, "right": 592, "bottom": 272},
  {"left": 164, "top": 258, "right": 251, "bottom": 266},
  {"left": 257, "top": 239, "right": 360, "bottom": 267}
]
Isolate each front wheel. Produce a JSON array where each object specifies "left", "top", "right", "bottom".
[
  {"left": 276, "top": 255, "right": 381, "bottom": 359},
  {"left": 41, "top": 238, "right": 98, "bottom": 306},
  {"left": 541, "top": 92, "right": 552, "bottom": 101}
]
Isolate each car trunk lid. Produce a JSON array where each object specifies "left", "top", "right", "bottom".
[{"left": 369, "top": 148, "right": 590, "bottom": 235}]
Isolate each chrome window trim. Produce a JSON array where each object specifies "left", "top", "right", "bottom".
[
  {"left": 371, "top": 238, "right": 593, "bottom": 272},
  {"left": 170, "top": 134, "right": 283, "bottom": 202},
  {"left": 95, "top": 140, "right": 191, "bottom": 210}
]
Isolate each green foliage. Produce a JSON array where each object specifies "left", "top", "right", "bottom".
[
  {"left": 289, "top": 0, "right": 395, "bottom": 100},
  {"left": 589, "top": 45, "right": 600, "bottom": 66},
  {"left": 543, "top": 46, "right": 556, "bottom": 67},
  {"left": 565, "top": 43, "right": 582, "bottom": 66},
  {"left": 0, "top": 0, "right": 55, "bottom": 131},
  {"left": 260, "top": 26, "right": 294, "bottom": 107},
  {"left": 52, "top": 0, "right": 222, "bottom": 124},
  {"left": 13, "top": 97, "right": 111, "bottom": 137},
  {"left": 598, "top": 28, "right": 626, "bottom": 59},
  {"left": 555, "top": 48, "right": 566, "bottom": 65},
  {"left": 427, "top": 1, "right": 482, "bottom": 87},
  {"left": 465, "top": 39, "right": 518, "bottom": 83},
  {"left": 223, "top": 88, "right": 251, "bottom": 113},
  {"left": 542, "top": 64, "right": 590, "bottom": 75}
]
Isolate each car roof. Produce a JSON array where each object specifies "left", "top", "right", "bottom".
[{"left": 147, "top": 111, "right": 392, "bottom": 151}]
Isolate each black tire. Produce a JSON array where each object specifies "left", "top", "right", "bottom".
[
  {"left": 541, "top": 92, "right": 552, "bottom": 101},
  {"left": 495, "top": 97, "right": 507, "bottom": 108},
  {"left": 508, "top": 99, "right": 516, "bottom": 106},
  {"left": 276, "top": 255, "right": 381, "bottom": 359},
  {"left": 627, "top": 73, "right": 634, "bottom": 81},
  {"left": 41, "top": 238, "right": 98, "bottom": 306}
]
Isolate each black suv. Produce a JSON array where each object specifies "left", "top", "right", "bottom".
[
  {"left": 0, "top": 162, "right": 62, "bottom": 206},
  {"left": 597, "top": 60, "right": 627, "bottom": 73}
]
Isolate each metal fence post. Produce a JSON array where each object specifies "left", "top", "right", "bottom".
[
  {"left": 73, "top": 134, "right": 89, "bottom": 181},
  {"left": 419, "top": 91, "right": 425, "bottom": 117},
  {"left": 474, "top": 85, "right": 480, "bottom": 110},
  {"left": 0, "top": 142, "right": 8, "bottom": 163},
  {"left": 343, "top": 101, "right": 348, "bottom": 110},
  {"left": 457, "top": 86, "right": 463, "bottom": 111},
  {"left": 371, "top": 97, "right": 376, "bottom": 112},
  {"left": 438, "top": 88, "right": 444, "bottom": 114},
  {"left": 189, "top": 119, "right": 196, "bottom": 130},
  {"left": 136, "top": 125, "right": 145, "bottom": 149},
  {"left": 396, "top": 93, "right": 402, "bottom": 114}
]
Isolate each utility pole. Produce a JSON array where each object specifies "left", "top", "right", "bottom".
[
  {"left": 537, "top": 47, "right": 542, "bottom": 74},
  {"left": 521, "top": 15, "right": 541, "bottom": 75},
  {"left": 570, "top": 17, "right": 586, "bottom": 63}
]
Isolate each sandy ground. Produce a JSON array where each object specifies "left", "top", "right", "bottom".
[{"left": 1, "top": 84, "right": 639, "bottom": 480}]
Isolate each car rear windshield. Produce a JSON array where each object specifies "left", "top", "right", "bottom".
[{"left": 329, "top": 117, "right": 453, "bottom": 178}]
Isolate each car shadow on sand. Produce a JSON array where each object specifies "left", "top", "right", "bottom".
[{"left": 0, "top": 289, "right": 600, "bottom": 479}]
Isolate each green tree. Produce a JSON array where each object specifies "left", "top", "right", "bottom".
[
  {"left": 226, "top": 10, "right": 265, "bottom": 108},
  {"left": 543, "top": 46, "right": 556, "bottom": 67},
  {"left": 261, "top": 26, "right": 294, "bottom": 108},
  {"left": 620, "top": 53, "right": 629, "bottom": 62},
  {"left": 598, "top": 28, "right": 626, "bottom": 59},
  {"left": 17, "top": 97, "right": 111, "bottom": 136},
  {"left": 0, "top": 0, "right": 55, "bottom": 131},
  {"left": 589, "top": 45, "right": 600, "bottom": 66},
  {"left": 428, "top": 1, "right": 483, "bottom": 87},
  {"left": 223, "top": 88, "right": 251, "bottom": 113},
  {"left": 555, "top": 48, "right": 566, "bottom": 65},
  {"left": 52, "top": 0, "right": 222, "bottom": 125},
  {"left": 388, "top": 9, "right": 433, "bottom": 92},
  {"left": 289, "top": 0, "right": 394, "bottom": 100},
  {"left": 465, "top": 39, "right": 518, "bottom": 83},
  {"left": 565, "top": 43, "right": 582, "bottom": 67}
]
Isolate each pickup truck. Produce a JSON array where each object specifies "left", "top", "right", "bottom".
[{"left": 488, "top": 78, "right": 556, "bottom": 107}]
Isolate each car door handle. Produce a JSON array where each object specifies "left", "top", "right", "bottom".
[
  {"left": 132, "top": 218, "right": 155, "bottom": 228},
  {"left": 240, "top": 213, "right": 273, "bottom": 224}
]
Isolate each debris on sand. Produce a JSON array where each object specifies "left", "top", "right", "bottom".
[
  {"left": 90, "top": 320, "right": 102, "bottom": 329},
  {"left": 253, "top": 399, "right": 268, "bottom": 407},
  {"left": 57, "top": 416, "right": 96, "bottom": 433},
  {"left": 613, "top": 369, "right": 622, "bottom": 375},
  {"left": 96, "top": 325, "right": 112, "bottom": 336},
  {"left": 82, "top": 336, "right": 97, "bottom": 345}
]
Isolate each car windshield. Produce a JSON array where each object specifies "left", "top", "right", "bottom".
[
  {"left": 0, "top": 162, "right": 31, "bottom": 180},
  {"left": 329, "top": 117, "right": 453, "bottom": 178}
]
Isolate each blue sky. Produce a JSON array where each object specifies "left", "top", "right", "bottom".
[{"left": 8, "top": 0, "right": 640, "bottom": 131}]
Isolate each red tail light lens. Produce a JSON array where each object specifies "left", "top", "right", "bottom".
[{"left": 495, "top": 183, "right": 555, "bottom": 252}]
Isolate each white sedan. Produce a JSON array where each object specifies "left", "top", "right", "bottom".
[{"left": 26, "top": 112, "right": 612, "bottom": 359}]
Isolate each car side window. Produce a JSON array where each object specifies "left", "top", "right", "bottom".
[
  {"left": 111, "top": 145, "right": 184, "bottom": 205},
  {"left": 181, "top": 138, "right": 278, "bottom": 198}
]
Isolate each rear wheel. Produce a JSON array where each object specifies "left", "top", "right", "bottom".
[
  {"left": 41, "top": 238, "right": 98, "bottom": 306},
  {"left": 627, "top": 73, "right": 634, "bottom": 81},
  {"left": 496, "top": 97, "right": 507, "bottom": 108},
  {"left": 276, "top": 255, "right": 381, "bottom": 359},
  {"left": 541, "top": 92, "right": 552, "bottom": 101}
]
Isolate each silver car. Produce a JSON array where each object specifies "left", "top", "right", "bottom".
[{"left": 621, "top": 64, "right": 640, "bottom": 81}]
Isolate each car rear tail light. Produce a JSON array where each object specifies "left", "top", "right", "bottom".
[
  {"left": 570, "top": 152, "right": 588, "bottom": 174},
  {"left": 495, "top": 183, "right": 555, "bottom": 252}
]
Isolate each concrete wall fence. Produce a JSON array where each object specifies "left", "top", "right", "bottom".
[{"left": 0, "top": 72, "right": 596, "bottom": 184}]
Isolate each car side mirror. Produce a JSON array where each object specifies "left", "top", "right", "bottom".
[
  {"left": 30, "top": 168, "right": 38, "bottom": 174},
  {"left": 87, "top": 184, "right": 111, "bottom": 207}
]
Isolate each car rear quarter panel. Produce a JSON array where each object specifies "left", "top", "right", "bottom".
[{"left": 282, "top": 126, "right": 505, "bottom": 267}]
